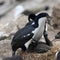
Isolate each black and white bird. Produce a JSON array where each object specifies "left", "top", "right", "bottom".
[
  {"left": 55, "top": 51, "right": 60, "bottom": 60},
  {"left": 11, "top": 14, "right": 36, "bottom": 56},
  {"left": 28, "top": 12, "right": 53, "bottom": 51},
  {"left": 11, "top": 12, "right": 52, "bottom": 56}
]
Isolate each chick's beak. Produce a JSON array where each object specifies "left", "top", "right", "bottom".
[{"left": 47, "top": 16, "right": 52, "bottom": 25}]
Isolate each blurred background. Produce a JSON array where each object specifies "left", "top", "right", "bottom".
[{"left": 0, "top": 0, "right": 60, "bottom": 60}]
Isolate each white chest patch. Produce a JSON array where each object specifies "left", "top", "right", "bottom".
[
  {"left": 31, "top": 22, "right": 35, "bottom": 25},
  {"left": 24, "top": 39, "right": 32, "bottom": 49},
  {"left": 32, "top": 17, "right": 46, "bottom": 41},
  {"left": 24, "top": 17, "right": 47, "bottom": 49}
]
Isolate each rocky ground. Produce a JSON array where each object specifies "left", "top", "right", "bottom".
[
  {"left": 0, "top": 16, "right": 60, "bottom": 60},
  {"left": 0, "top": 29, "right": 59, "bottom": 60},
  {"left": 0, "top": 0, "right": 60, "bottom": 60}
]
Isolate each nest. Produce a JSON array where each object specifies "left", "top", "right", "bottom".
[{"left": 17, "top": 42, "right": 60, "bottom": 60}]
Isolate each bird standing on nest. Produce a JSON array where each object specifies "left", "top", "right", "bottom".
[
  {"left": 11, "top": 12, "right": 53, "bottom": 56},
  {"left": 28, "top": 12, "right": 53, "bottom": 52}
]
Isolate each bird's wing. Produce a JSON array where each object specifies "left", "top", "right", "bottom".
[
  {"left": 25, "top": 21, "right": 33, "bottom": 26},
  {"left": 12, "top": 25, "right": 35, "bottom": 41}
]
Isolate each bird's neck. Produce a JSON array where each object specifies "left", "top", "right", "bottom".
[{"left": 33, "top": 21, "right": 38, "bottom": 28}]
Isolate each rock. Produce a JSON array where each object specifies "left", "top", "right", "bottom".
[
  {"left": 0, "top": 40, "right": 12, "bottom": 58},
  {"left": 22, "top": 6, "right": 50, "bottom": 15},
  {"left": 17, "top": 42, "right": 60, "bottom": 60},
  {"left": 0, "top": 0, "right": 17, "bottom": 15},
  {"left": 0, "top": 15, "right": 28, "bottom": 40},
  {"left": 3, "top": 55, "right": 23, "bottom": 60},
  {"left": 0, "top": 1, "right": 4, "bottom": 6},
  {"left": 0, "top": 21, "right": 17, "bottom": 40},
  {"left": 0, "top": 32, "right": 9, "bottom": 40},
  {"left": 51, "top": 3, "right": 60, "bottom": 29},
  {"left": 16, "top": 0, "right": 26, "bottom": 2}
]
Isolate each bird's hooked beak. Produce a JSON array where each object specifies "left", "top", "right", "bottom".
[{"left": 46, "top": 16, "right": 52, "bottom": 25}]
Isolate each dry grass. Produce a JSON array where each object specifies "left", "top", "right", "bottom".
[{"left": 17, "top": 42, "right": 60, "bottom": 60}]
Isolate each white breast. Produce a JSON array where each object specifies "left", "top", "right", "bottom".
[
  {"left": 25, "top": 17, "right": 46, "bottom": 49},
  {"left": 32, "top": 17, "right": 46, "bottom": 41},
  {"left": 25, "top": 39, "right": 32, "bottom": 49}
]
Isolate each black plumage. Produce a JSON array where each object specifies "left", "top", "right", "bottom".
[
  {"left": 11, "top": 14, "right": 37, "bottom": 56},
  {"left": 11, "top": 25, "right": 36, "bottom": 55}
]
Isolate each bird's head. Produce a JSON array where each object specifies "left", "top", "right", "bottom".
[
  {"left": 45, "top": 13, "right": 52, "bottom": 25},
  {"left": 28, "top": 14, "right": 36, "bottom": 22},
  {"left": 31, "top": 12, "right": 52, "bottom": 28},
  {"left": 36, "top": 12, "right": 52, "bottom": 25}
]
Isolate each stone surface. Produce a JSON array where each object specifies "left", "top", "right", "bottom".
[
  {"left": 18, "top": 43, "right": 59, "bottom": 60},
  {"left": 0, "top": 0, "right": 60, "bottom": 60},
  {"left": 51, "top": 3, "right": 60, "bottom": 29},
  {"left": 0, "top": 0, "right": 18, "bottom": 15}
]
